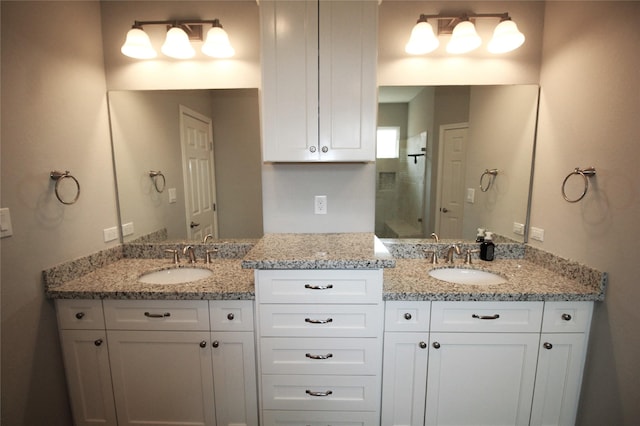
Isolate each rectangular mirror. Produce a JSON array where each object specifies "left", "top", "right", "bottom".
[
  {"left": 376, "top": 85, "right": 539, "bottom": 242},
  {"left": 108, "top": 89, "right": 263, "bottom": 242}
]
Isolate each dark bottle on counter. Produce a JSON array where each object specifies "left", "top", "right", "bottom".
[{"left": 480, "top": 231, "right": 495, "bottom": 261}]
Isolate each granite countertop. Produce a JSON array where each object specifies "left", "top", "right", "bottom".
[
  {"left": 45, "top": 258, "right": 255, "bottom": 300},
  {"left": 241, "top": 233, "right": 396, "bottom": 269}
]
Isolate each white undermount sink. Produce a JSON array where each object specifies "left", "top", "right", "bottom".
[
  {"left": 428, "top": 267, "right": 506, "bottom": 286},
  {"left": 138, "top": 267, "right": 213, "bottom": 285}
]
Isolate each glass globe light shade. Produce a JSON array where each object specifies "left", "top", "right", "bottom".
[
  {"left": 488, "top": 20, "right": 525, "bottom": 53},
  {"left": 121, "top": 27, "right": 157, "bottom": 59},
  {"left": 161, "top": 27, "right": 195, "bottom": 59},
  {"left": 446, "top": 20, "right": 482, "bottom": 54},
  {"left": 202, "top": 26, "right": 235, "bottom": 58},
  {"left": 405, "top": 21, "right": 439, "bottom": 55}
]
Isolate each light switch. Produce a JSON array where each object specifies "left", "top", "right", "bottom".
[
  {"left": 0, "top": 208, "right": 13, "bottom": 238},
  {"left": 168, "top": 188, "right": 177, "bottom": 204},
  {"left": 466, "top": 188, "right": 475, "bottom": 203}
]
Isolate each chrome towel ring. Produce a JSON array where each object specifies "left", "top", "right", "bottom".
[
  {"left": 50, "top": 170, "right": 80, "bottom": 205},
  {"left": 479, "top": 169, "right": 499, "bottom": 192},
  {"left": 149, "top": 171, "right": 166, "bottom": 193},
  {"left": 562, "top": 167, "right": 596, "bottom": 203}
]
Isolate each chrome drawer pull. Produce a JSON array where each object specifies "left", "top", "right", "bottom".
[
  {"left": 75, "top": 312, "right": 85, "bottom": 320},
  {"left": 561, "top": 313, "right": 572, "bottom": 321},
  {"left": 472, "top": 314, "right": 500, "bottom": 320},
  {"left": 305, "top": 318, "right": 333, "bottom": 324},
  {"left": 306, "top": 390, "right": 333, "bottom": 397},
  {"left": 144, "top": 312, "right": 171, "bottom": 318},
  {"left": 306, "top": 353, "right": 334, "bottom": 360},
  {"left": 304, "top": 284, "right": 334, "bottom": 290}
]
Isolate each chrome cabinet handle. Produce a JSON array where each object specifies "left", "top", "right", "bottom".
[
  {"left": 94, "top": 339, "right": 103, "bottom": 347},
  {"left": 404, "top": 312, "right": 412, "bottom": 320},
  {"left": 306, "top": 353, "right": 334, "bottom": 360},
  {"left": 306, "top": 390, "right": 333, "bottom": 397},
  {"left": 543, "top": 342, "right": 553, "bottom": 350},
  {"left": 561, "top": 313, "right": 572, "bottom": 321},
  {"left": 432, "top": 342, "right": 441, "bottom": 349},
  {"left": 227, "top": 313, "right": 235, "bottom": 320},
  {"left": 305, "top": 318, "right": 333, "bottom": 324},
  {"left": 199, "top": 341, "right": 207, "bottom": 348},
  {"left": 75, "top": 312, "right": 85, "bottom": 320},
  {"left": 419, "top": 341, "right": 427, "bottom": 349},
  {"left": 304, "top": 284, "right": 334, "bottom": 290},
  {"left": 144, "top": 312, "right": 171, "bottom": 318},
  {"left": 321, "top": 146, "right": 329, "bottom": 153},
  {"left": 212, "top": 341, "right": 220, "bottom": 348},
  {"left": 472, "top": 314, "right": 500, "bottom": 320},
  {"left": 309, "top": 146, "right": 317, "bottom": 153}
]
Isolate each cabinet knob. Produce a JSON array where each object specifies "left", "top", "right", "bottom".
[
  {"left": 199, "top": 341, "right": 207, "bottom": 348},
  {"left": 432, "top": 341, "right": 441, "bottom": 349},
  {"left": 419, "top": 341, "right": 427, "bottom": 349},
  {"left": 543, "top": 342, "right": 553, "bottom": 350},
  {"left": 321, "top": 146, "right": 329, "bottom": 153},
  {"left": 309, "top": 146, "right": 317, "bottom": 153},
  {"left": 404, "top": 313, "right": 412, "bottom": 320},
  {"left": 94, "top": 339, "right": 103, "bottom": 347},
  {"left": 75, "top": 312, "right": 85, "bottom": 320},
  {"left": 212, "top": 340, "right": 220, "bottom": 348},
  {"left": 561, "top": 313, "right": 572, "bottom": 321},
  {"left": 227, "top": 313, "right": 235, "bottom": 321}
]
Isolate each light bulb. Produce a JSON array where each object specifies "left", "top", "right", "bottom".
[
  {"left": 405, "top": 21, "right": 439, "bottom": 55},
  {"left": 202, "top": 26, "right": 235, "bottom": 58},
  {"left": 446, "top": 20, "right": 481, "bottom": 54},
  {"left": 488, "top": 20, "right": 525, "bottom": 53},
  {"left": 121, "top": 27, "right": 157, "bottom": 59},
  {"left": 161, "top": 27, "right": 195, "bottom": 59}
]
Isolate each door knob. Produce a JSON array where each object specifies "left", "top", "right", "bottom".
[{"left": 190, "top": 221, "right": 200, "bottom": 228}]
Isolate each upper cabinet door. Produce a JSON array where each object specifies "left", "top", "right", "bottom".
[{"left": 260, "top": 1, "right": 377, "bottom": 162}]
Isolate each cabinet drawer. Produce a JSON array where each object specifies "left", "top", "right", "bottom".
[
  {"left": 56, "top": 299, "right": 105, "bottom": 330},
  {"left": 431, "top": 301, "right": 543, "bottom": 333},
  {"left": 209, "top": 300, "right": 254, "bottom": 331},
  {"left": 262, "top": 410, "right": 379, "bottom": 426},
  {"left": 262, "top": 374, "right": 380, "bottom": 412},
  {"left": 542, "top": 301, "right": 593, "bottom": 333},
  {"left": 256, "top": 269, "right": 382, "bottom": 304},
  {"left": 103, "top": 300, "right": 209, "bottom": 331},
  {"left": 384, "top": 301, "right": 431, "bottom": 332},
  {"left": 260, "top": 337, "right": 381, "bottom": 375},
  {"left": 259, "top": 304, "right": 383, "bottom": 337}
]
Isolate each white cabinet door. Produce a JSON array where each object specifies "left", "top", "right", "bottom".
[
  {"left": 381, "top": 332, "right": 429, "bottom": 426},
  {"left": 530, "top": 333, "right": 588, "bottom": 426},
  {"left": 260, "top": 0, "right": 377, "bottom": 162},
  {"left": 425, "top": 332, "right": 539, "bottom": 426},
  {"left": 107, "top": 330, "right": 216, "bottom": 426},
  {"left": 59, "top": 330, "right": 117, "bottom": 426},
  {"left": 210, "top": 331, "right": 258, "bottom": 426}
]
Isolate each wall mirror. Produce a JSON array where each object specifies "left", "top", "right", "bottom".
[
  {"left": 375, "top": 84, "right": 539, "bottom": 243},
  {"left": 108, "top": 89, "right": 263, "bottom": 243}
]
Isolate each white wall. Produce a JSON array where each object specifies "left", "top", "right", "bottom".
[
  {"left": 534, "top": 2, "right": 640, "bottom": 423},
  {"left": 1, "top": 2, "right": 115, "bottom": 424}
]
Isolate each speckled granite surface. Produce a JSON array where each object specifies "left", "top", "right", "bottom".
[{"left": 241, "top": 233, "right": 396, "bottom": 269}]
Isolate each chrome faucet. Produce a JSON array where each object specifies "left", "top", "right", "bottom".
[
  {"left": 443, "top": 243, "right": 462, "bottom": 263},
  {"left": 182, "top": 245, "right": 197, "bottom": 263},
  {"left": 463, "top": 248, "right": 481, "bottom": 264},
  {"left": 430, "top": 232, "right": 439, "bottom": 243},
  {"left": 164, "top": 249, "right": 180, "bottom": 265},
  {"left": 203, "top": 234, "right": 214, "bottom": 243}
]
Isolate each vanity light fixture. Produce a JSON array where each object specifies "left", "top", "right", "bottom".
[
  {"left": 121, "top": 19, "right": 235, "bottom": 60},
  {"left": 406, "top": 12, "right": 525, "bottom": 55}
]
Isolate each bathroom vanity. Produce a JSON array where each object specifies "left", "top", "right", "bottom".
[{"left": 44, "top": 233, "right": 606, "bottom": 426}]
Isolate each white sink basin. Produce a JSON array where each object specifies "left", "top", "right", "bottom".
[
  {"left": 138, "top": 267, "right": 213, "bottom": 285},
  {"left": 428, "top": 268, "right": 506, "bottom": 285}
]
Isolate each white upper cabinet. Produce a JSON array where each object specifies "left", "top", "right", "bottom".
[{"left": 260, "top": 0, "right": 377, "bottom": 162}]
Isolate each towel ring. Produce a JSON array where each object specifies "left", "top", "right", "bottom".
[
  {"left": 149, "top": 171, "right": 166, "bottom": 193},
  {"left": 562, "top": 167, "right": 596, "bottom": 203},
  {"left": 479, "top": 169, "right": 499, "bottom": 192},
  {"left": 50, "top": 170, "right": 80, "bottom": 205}
]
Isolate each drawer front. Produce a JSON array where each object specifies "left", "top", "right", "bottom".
[
  {"left": 431, "top": 301, "right": 543, "bottom": 333},
  {"left": 542, "top": 301, "right": 593, "bottom": 333},
  {"left": 260, "top": 337, "right": 381, "bottom": 375},
  {"left": 209, "top": 300, "right": 254, "bottom": 331},
  {"left": 259, "top": 304, "right": 383, "bottom": 337},
  {"left": 256, "top": 269, "right": 382, "bottom": 304},
  {"left": 384, "top": 301, "right": 431, "bottom": 332},
  {"left": 103, "top": 300, "right": 209, "bottom": 331},
  {"left": 262, "top": 410, "right": 379, "bottom": 426},
  {"left": 262, "top": 374, "right": 380, "bottom": 412},
  {"left": 56, "top": 299, "right": 105, "bottom": 330}
]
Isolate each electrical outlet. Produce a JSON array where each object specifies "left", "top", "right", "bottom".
[
  {"left": 103, "top": 226, "right": 118, "bottom": 242},
  {"left": 513, "top": 222, "right": 525, "bottom": 235},
  {"left": 531, "top": 226, "right": 545, "bottom": 241},
  {"left": 122, "top": 222, "right": 135, "bottom": 236},
  {"left": 314, "top": 195, "right": 327, "bottom": 215}
]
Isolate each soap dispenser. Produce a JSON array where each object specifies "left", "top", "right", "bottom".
[
  {"left": 476, "top": 228, "right": 486, "bottom": 242},
  {"left": 480, "top": 231, "right": 495, "bottom": 261}
]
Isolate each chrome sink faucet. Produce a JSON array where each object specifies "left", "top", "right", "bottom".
[
  {"left": 183, "top": 245, "right": 197, "bottom": 263},
  {"left": 164, "top": 249, "right": 180, "bottom": 265},
  {"left": 443, "top": 243, "right": 462, "bottom": 263},
  {"left": 203, "top": 234, "right": 214, "bottom": 243}
]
